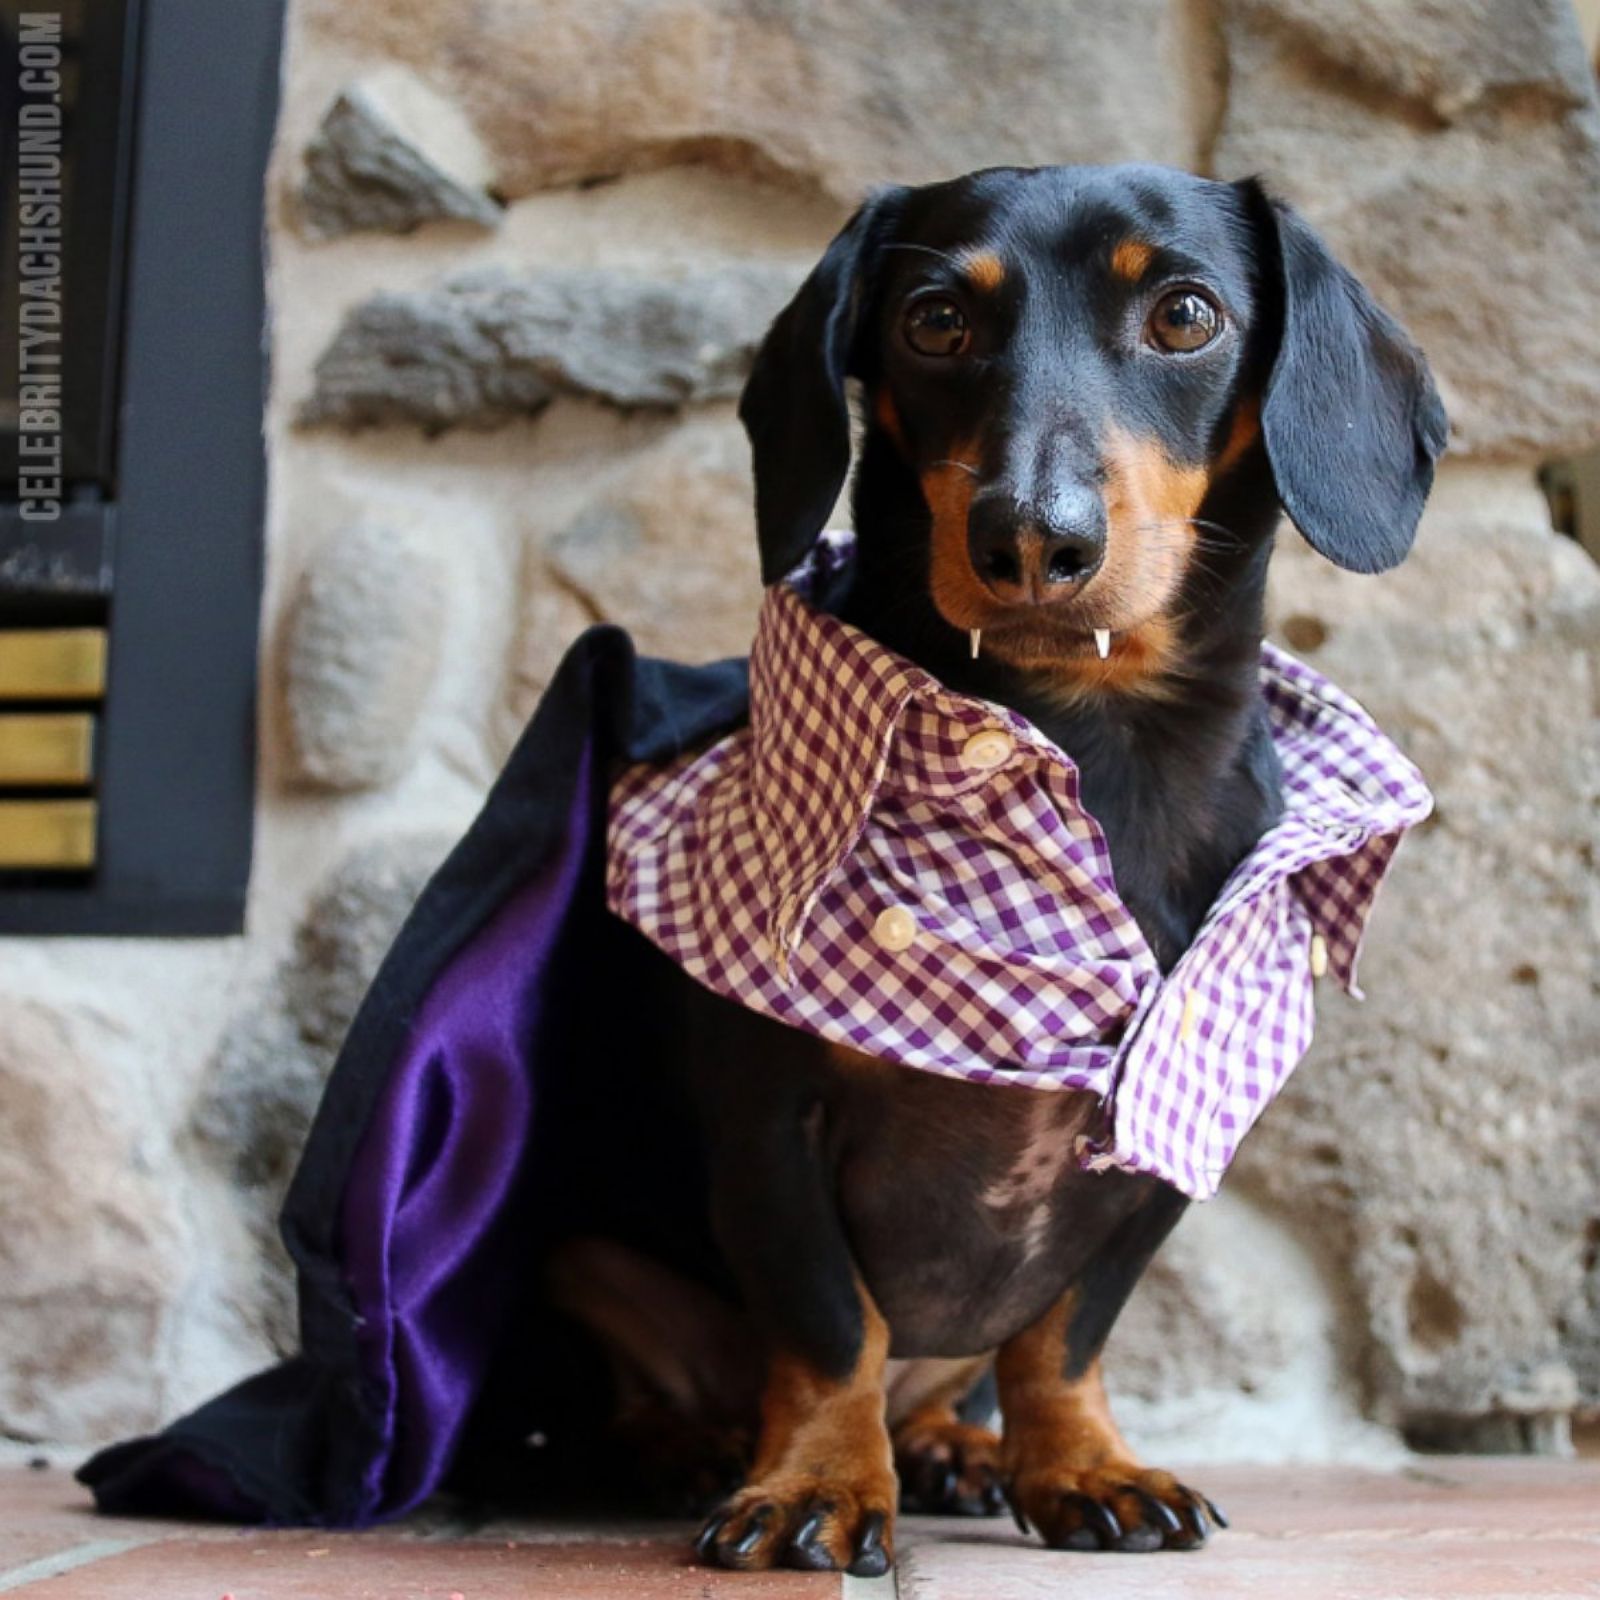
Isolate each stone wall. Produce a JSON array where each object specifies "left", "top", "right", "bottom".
[{"left": 2, "top": 0, "right": 1597, "bottom": 1464}]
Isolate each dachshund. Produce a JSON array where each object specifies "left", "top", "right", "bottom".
[{"left": 543, "top": 162, "right": 1446, "bottom": 1576}]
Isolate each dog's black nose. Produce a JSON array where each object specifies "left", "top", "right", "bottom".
[{"left": 967, "top": 488, "right": 1106, "bottom": 602}]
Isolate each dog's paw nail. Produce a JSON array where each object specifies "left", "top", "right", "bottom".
[
  {"left": 1172, "top": 1489, "right": 1211, "bottom": 1545},
  {"left": 1080, "top": 1493, "right": 1122, "bottom": 1546},
  {"left": 848, "top": 1511, "right": 890, "bottom": 1578},
  {"left": 1137, "top": 1488, "right": 1185, "bottom": 1536},
  {"left": 1203, "top": 1495, "right": 1229, "bottom": 1530},
  {"left": 785, "top": 1510, "right": 834, "bottom": 1571},
  {"left": 731, "top": 1506, "right": 774, "bottom": 1559},
  {"left": 1002, "top": 1481, "right": 1031, "bottom": 1536},
  {"left": 693, "top": 1513, "right": 728, "bottom": 1561}
]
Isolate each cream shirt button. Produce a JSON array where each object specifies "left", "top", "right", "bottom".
[
  {"left": 1309, "top": 933, "right": 1330, "bottom": 978},
  {"left": 961, "top": 729, "right": 1014, "bottom": 771},
  {"left": 872, "top": 905, "right": 919, "bottom": 953},
  {"left": 1180, "top": 988, "right": 1200, "bottom": 1044}
]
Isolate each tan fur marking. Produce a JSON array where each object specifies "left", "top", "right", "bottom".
[
  {"left": 1104, "top": 426, "right": 1210, "bottom": 548},
  {"left": 752, "top": 1312, "right": 891, "bottom": 1484},
  {"left": 922, "top": 439, "right": 1192, "bottom": 695},
  {"left": 1086, "top": 429, "right": 1206, "bottom": 681},
  {"left": 892, "top": 1384, "right": 1004, "bottom": 1512},
  {"left": 874, "top": 386, "right": 907, "bottom": 451},
  {"left": 707, "top": 1273, "right": 897, "bottom": 1569},
  {"left": 1110, "top": 239, "right": 1155, "bottom": 282},
  {"left": 894, "top": 1404, "right": 1002, "bottom": 1464},
  {"left": 962, "top": 250, "right": 1005, "bottom": 292},
  {"left": 1215, "top": 395, "right": 1261, "bottom": 477},
  {"left": 1028, "top": 616, "right": 1186, "bottom": 706},
  {"left": 922, "top": 449, "right": 993, "bottom": 629},
  {"left": 997, "top": 1289, "right": 1220, "bottom": 1547},
  {"left": 1009, "top": 428, "right": 1206, "bottom": 700},
  {"left": 998, "top": 1299, "right": 1135, "bottom": 1480}
]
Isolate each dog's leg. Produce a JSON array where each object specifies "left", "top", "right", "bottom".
[
  {"left": 696, "top": 1271, "right": 896, "bottom": 1575},
  {"left": 686, "top": 998, "right": 900, "bottom": 1573},
  {"left": 997, "top": 1186, "right": 1226, "bottom": 1553},
  {"left": 888, "top": 1356, "right": 1005, "bottom": 1516}
]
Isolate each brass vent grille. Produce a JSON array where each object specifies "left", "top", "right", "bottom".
[{"left": 0, "top": 630, "right": 106, "bottom": 870}]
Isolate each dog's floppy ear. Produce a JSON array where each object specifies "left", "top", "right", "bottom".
[
  {"left": 1247, "top": 182, "right": 1449, "bottom": 574},
  {"left": 739, "top": 188, "right": 907, "bottom": 585}
]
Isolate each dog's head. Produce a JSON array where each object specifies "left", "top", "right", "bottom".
[{"left": 740, "top": 164, "right": 1447, "bottom": 677}]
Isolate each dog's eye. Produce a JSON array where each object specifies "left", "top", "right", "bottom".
[
  {"left": 1148, "top": 289, "right": 1223, "bottom": 353},
  {"left": 904, "top": 297, "right": 970, "bottom": 358}
]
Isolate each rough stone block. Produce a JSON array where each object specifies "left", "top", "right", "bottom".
[
  {"left": 0, "top": 1003, "right": 185, "bottom": 1439},
  {"left": 300, "top": 63, "right": 503, "bottom": 238},
  {"left": 294, "top": 0, "right": 1203, "bottom": 201},
  {"left": 504, "top": 412, "right": 764, "bottom": 737},
  {"left": 282, "top": 523, "right": 447, "bottom": 790},
  {"left": 300, "top": 264, "right": 801, "bottom": 431},
  {"left": 1214, "top": 0, "right": 1600, "bottom": 458}
]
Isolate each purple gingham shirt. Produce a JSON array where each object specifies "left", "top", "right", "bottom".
[{"left": 606, "top": 538, "right": 1431, "bottom": 1200}]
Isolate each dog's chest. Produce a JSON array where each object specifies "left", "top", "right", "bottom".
[{"left": 822, "top": 1047, "right": 1155, "bottom": 1357}]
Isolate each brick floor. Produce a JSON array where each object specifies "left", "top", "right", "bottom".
[{"left": 1, "top": 1459, "right": 1596, "bottom": 1598}]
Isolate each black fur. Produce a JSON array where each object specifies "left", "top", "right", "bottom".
[
  {"left": 1245, "top": 181, "right": 1449, "bottom": 574},
  {"left": 740, "top": 187, "right": 907, "bottom": 584}
]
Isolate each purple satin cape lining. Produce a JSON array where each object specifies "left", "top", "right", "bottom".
[{"left": 339, "top": 748, "right": 593, "bottom": 1521}]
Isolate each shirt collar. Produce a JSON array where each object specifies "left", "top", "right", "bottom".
[
  {"left": 752, "top": 533, "right": 1431, "bottom": 979},
  {"left": 750, "top": 551, "right": 934, "bottom": 978}
]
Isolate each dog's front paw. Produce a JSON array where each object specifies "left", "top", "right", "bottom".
[
  {"left": 1006, "top": 1463, "right": 1226, "bottom": 1553},
  {"left": 895, "top": 1414, "right": 1006, "bottom": 1516},
  {"left": 695, "top": 1475, "right": 895, "bottom": 1575}
]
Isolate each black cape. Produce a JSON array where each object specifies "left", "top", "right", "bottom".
[{"left": 79, "top": 629, "right": 749, "bottom": 1525}]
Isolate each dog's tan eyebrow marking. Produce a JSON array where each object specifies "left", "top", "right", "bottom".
[
  {"left": 1110, "top": 239, "right": 1155, "bottom": 282},
  {"left": 961, "top": 250, "right": 1005, "bottom": 292}
]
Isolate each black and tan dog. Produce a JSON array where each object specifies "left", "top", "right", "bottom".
[{"left": 549, "top": 163, "right": 1445, "bottom": 1575}]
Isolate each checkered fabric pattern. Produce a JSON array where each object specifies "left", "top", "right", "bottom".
[{"left": 607, "top": 538, "right": 1432, "bottom": 1200}]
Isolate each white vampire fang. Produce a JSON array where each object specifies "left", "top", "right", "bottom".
[
  {"left": 1094, "top": 628, "right": 1112, "bottom": 659},
  {"left": 970, "top": 629, "right": 982, "bottom": 660}
]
